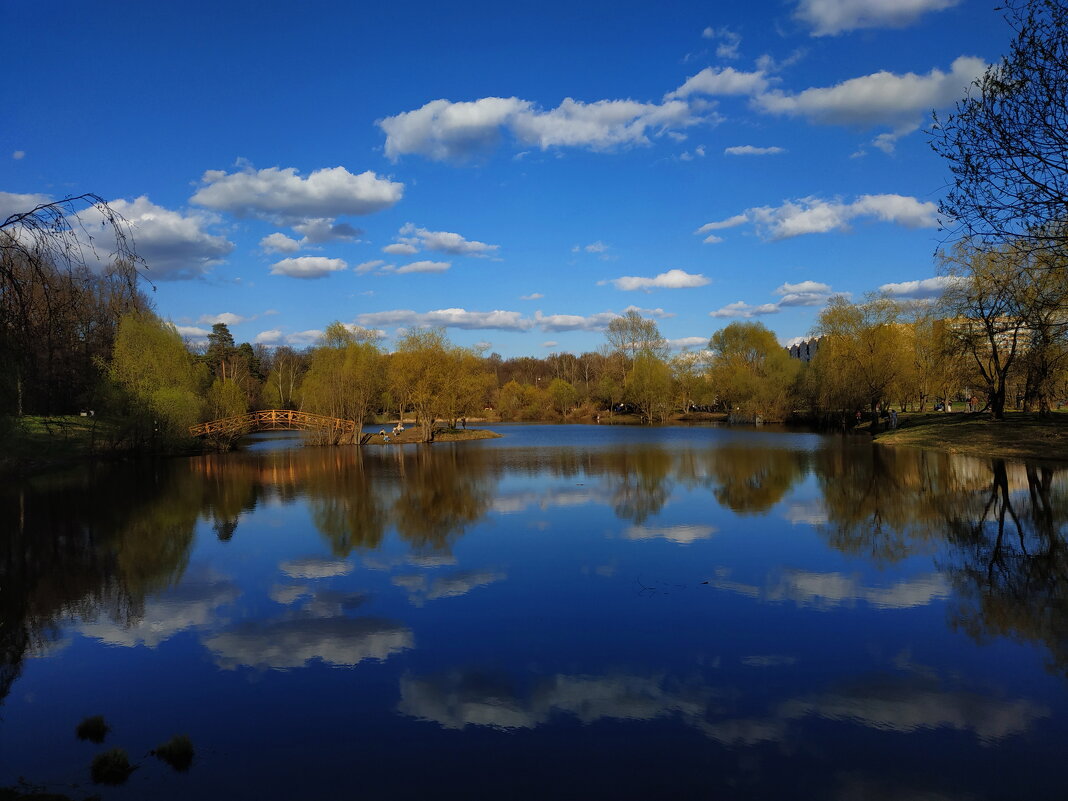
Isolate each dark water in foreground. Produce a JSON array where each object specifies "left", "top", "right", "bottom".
[{"left": 3, "top": 424, "right": 1068, "bottom": 799}]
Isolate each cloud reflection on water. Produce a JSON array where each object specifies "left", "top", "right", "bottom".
[{"left": 707, "top": 567, "right": 951, "bottom": 610}]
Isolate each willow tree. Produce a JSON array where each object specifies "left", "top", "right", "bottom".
[
  {"left": 108, "top": 310, "right": 205, "bottom": 448},
  {"left": 1, "top": 194, "right": 147, "bottom": 417},
  {"left": 390, "top": 329, "right": 491, "bottom": 441},
  {"left": 299, "top": 322, "right": 383, "bottom": 444},
  {"left": 813, "top": 296, "right": 906, "bottom": 425},
  {"left": 708, "top": 321, "right": 799, "bottom": 422}
]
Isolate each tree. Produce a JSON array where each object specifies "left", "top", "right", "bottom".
[
  {"left": 205, "top": 323, "right": 237, "bottom": 380},
  {"left": 1, "top": 194, "right": 147, "bottom": 417},
  {"left": 627, "top": 353, "right": 673, "bottom": 422},
  {"left": 930, "top": 0, "right": 1068, "bottom": 254},
  {"left": 438, "top": 347, "right": 494, "bottom": 427},
  {"left": 940, "top": 242, "right": 1029, "bottom": 418},
  {"left": 390, "top": 329, "right": 451, "bottom": 442},
  {"left": 547, "top": 377, "right": 578, "bottom": 418},
  {"left": 605, "top": 310, "right": 667, "bottom": 384},
  {"left": 708, "top": 321, "right": 799, "bottom": 421},
  {"left": 262, "top": 346, "right": 305, "bottom": 409},
  {"left": 108, "top": 311, "right": 205, "bottom": 448},
  {"left": 813, "top": 296, "right": 906, "bottom": 425},
  {"left": 300, "top": 322, "right": 384, "bottom": 444}
]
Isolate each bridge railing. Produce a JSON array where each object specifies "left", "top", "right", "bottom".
[{"left": 189, "top": 409, "right": 357, "bottom": 438}]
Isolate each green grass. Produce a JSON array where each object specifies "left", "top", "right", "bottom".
[
  {"left": 874, "top": 410, "right": 1068, "bottom": 461},
  {"left": 1, "top": 415, "right": 107, "bottom": 462}
]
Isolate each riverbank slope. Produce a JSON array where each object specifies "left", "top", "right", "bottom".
[{"left": 874, "top": 411, "right": 1068, "bottom": 462}]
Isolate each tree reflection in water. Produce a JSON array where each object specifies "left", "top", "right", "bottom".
[
  {"left": 4, "top": 436, "right": 1068, "bottom": 715},
  {"left": 814, "top": 444, "right": 1068, "bottom": 676},
  {"left": 942, "top": 459, "right": 1068, "bottom": 675}
]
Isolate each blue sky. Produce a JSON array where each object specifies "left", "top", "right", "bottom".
[{"left": 1, "top": 0, "right": 1010, "bottom": 356}]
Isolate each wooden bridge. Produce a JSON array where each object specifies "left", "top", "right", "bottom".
[{"left": 189, "top": 409, "right": 360, "bottom": 440}]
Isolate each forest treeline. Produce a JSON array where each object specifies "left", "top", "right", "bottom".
[{"left": 2, "top": 240, "right": 1067, "bottom": 452}]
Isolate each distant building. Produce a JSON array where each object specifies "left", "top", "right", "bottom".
[{"left": 786, "top": 336, "right": 822, "bottom": 362}]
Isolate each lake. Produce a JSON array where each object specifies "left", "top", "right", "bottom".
[{"left": 3, "top": 424, "right": 1068, "bottom": 799}]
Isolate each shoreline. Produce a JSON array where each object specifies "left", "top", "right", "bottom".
[
  {"left": 872, "top": 411, "right": 1068, "bottom": 463},
  {"left": 7, "top": 413, "right": 1068, "bottom": 478}
]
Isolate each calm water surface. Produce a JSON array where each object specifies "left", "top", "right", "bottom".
[{"left": 3, "top": 424, "right": 1068, "bottom": 799}]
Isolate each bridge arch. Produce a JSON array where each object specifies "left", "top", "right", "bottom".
[{"left": 189, "top": 409, "right": 363, "bottom": 442}]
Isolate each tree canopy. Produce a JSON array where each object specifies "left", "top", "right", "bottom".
[{"left": 931, "top": 0, "right": 1068, "bottom": 253}]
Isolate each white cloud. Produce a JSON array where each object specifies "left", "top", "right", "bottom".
[
  {"left": 78, "top": 578, "right": 239, "bottom": 648},
  {"left": 724, "top": 145, "right": 785, "bottom": 156},
  {"left": 1, "top": 193, "right": 230, "bottom": 281},
  {"left": 280, "top": 557, "right": 353, "bottom": 579},
  {"left": 383, "top": 242, "right": 419, "bottom": 255},
  {"left": 191, "top": 163, "right": 403, "bottom": 223},
  {"left": 695, "top": 214, "right": 748, "bottom": 234},
  {"left": 254, "top": 329, "right": 284, "bottom": 345},
  {"left": 357, "top": 308, "right": 533, "bottom": 331},
  {"left": 753, "top": 56, "right": 986, "bottom": 128},
  {"left": 11, "top": 150, "right": 25, "bottom": 160},
  {"left": 379, "top": 97, "right": 529, "bottom": 162},
  {"left": 878, "top": 275, "right": 960, "bottom": 299},
  {"left": 398, "top": 222, "right": 500, "bottom": 256},
  {"left": 710, "top": 301, "right": 781, "bottom": 318},
  {"left": 94, "top": 196, "right": 233, "bottom": 280},
  {"left": 396, "top": 260, "right": 451, "bottom": 274},
  {"left": 542, "top": 341, "right": 559, "bottom": 348},
  {"left": 624, "top": 305, "right": 675, "bottom": 319},
  {"left": 795, "top": 0, "right": 963, "bottom": 36},
  {"left": 774, "top": 280, "right": 834, "bottom": 306},
  {"left": 603, "top": 269, "right": 710, "bottom": 291},
  {"left": 668, "top": 67, "right": 769, "bottom": 99},
  {"left": 176, "top": 325, "right": 212, "bottom": 339},
  {"left": 260, "top": 232, "right": 301, "bottom": 254},
  {"left": 379, "top": 95, "right": 704, "bottom": 162},
  {"left": 287, "top": 330, "right": 324, "bottom": 345},
  {"left": 624, "top": 524, "right": 717, "bottom": 543},
  {"left": 205, "top": 617, "right": 413, "bottom": 670},
  {"left": 700, "top": 27, "right": 742, "bottom": 59},
  {"left": 199, "top": 312, "right": 249, "bottom": 326},
  {"left": 698, "top": 194, "right": 938, "bottom": 241},
  {"left": 521, "top": 292, "right": 544, "bottom": 300},
  {"left": 535, "top": 310, "right": 621, "bottom": 332},
  {"left": 669, "top": 336, "right": 711, "bottom": 350},
  {"left": 0, "top": 191, "right": 52, "bottom": 223},
  {"left": 573, "top": 240, "right": 610, "bottom": 254},
  {"left": 711, "top": 280, "right": 838, "bottom": 317},
  {"left": 291, "top": 218, "right": 362, "bottom": 244},
  {"left": 270, "top": 256, "right": 348, "bottom": 279},
  {"left": 355, "top": 259, "right": 386, "bottom": 273}
]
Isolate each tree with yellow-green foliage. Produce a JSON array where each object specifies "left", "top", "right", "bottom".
[
  {"left": 299, "top": 322, "right": 384, "bottom": 444},
  {"left": 547, "top": 377, "right": 578, "bottom": 418},
  {"left": 439, "top": 346, "right": 495, "bottom": 427},
  {"left": 391, "top": 329, "right": 491, "bottom": 441},
  {"left": 108, "top": 310, "right": 206, "bottom": 448},
  {"left": 627, "top": 352, "right": 673, "bottom": 422},
  {"left": 812, "top": 296, "right": 905, "bottom": 425},
  {"left": 708, "top": 321, "right": 799, "bottom": 422}
]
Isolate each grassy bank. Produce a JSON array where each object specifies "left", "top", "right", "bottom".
[
  {"left": 873, "top": 411, "right": 1068, "bottom": 462},
  {"left": 0, "top": 415, "right": 117, "bottom": 475},
  {"left": 366, "top": 426, "right": 502, "bottom": 444}
]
